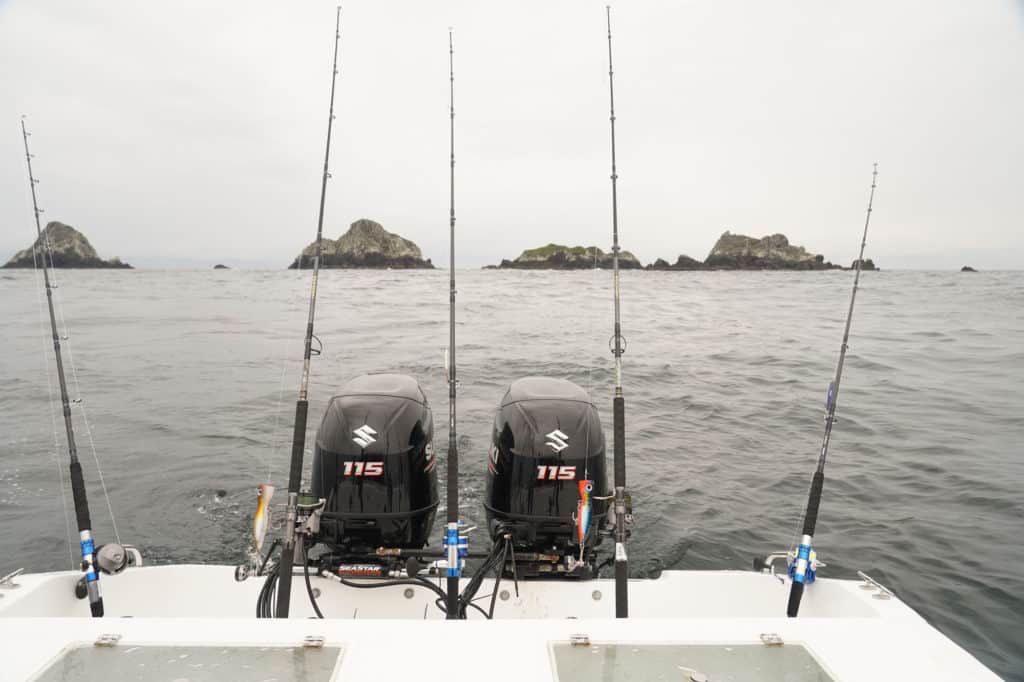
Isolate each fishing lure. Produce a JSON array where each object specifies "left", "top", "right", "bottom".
[
  {"left": 252, "top": 484, "right": 275, "bottom": 553},
  {"left": 575, "top": 480, "right": 594, "bottom": 562}
]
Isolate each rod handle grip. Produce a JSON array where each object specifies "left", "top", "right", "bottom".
[
  {"left": 69, "top": 461, "right": 93, "bottom": 531},
  {"left": 615, "top": 556, "right": 628, "bottom": 618},
  {"left": 787, "top": 580, "right": 804, "bottom": 617},
  {"left": 287, "top": 400, "right": 309, "bottom": 491},
  {"left": 802, "top": 471, "right": 825, "bottom": 536},
  {"left": 613, "top": 396, "right": 625, "bottom": 485},
  {"left": 275, "top": 544, "right": 296, "bottom": 618}
]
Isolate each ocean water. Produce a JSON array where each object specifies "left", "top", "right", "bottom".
[{"left": 1, "top": 268, "right": 1021, "bottom": 678}]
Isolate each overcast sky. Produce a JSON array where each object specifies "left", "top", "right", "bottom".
[{"left": 1, "top": 1, "right": 1022, "bottom": 269}]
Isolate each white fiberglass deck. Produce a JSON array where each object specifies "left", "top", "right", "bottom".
[{"left": 0, "top": 566, "right": 999, "bottom": 681}]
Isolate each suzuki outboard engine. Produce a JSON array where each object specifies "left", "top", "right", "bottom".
[
  {"left": 310, "top": 374, "right": 438, "bottom": 571},
  {"left": 484, "top": 377, "right": 609, "bottom": 577}
]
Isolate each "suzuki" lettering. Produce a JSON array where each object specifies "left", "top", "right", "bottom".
[{"left": 536, "top": 465, "right": 576, "bottom": 481}]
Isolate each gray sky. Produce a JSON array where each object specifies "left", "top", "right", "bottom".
[{"left": 2, "top": 1, "right": 1022, "bottom": 269}]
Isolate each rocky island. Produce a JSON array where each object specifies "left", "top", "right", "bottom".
[
  {"left": 3, "top": 222, "right": 131, "bottom": 269},
  {"left": 648, "top": 231, "right": 876, "bottom": 271},
  {"left": 647, "top": 255, "right": 706, "bottom": 270},
  {"left": 703, "top": 232, "right": 838, "bottom": 270},
  {"left": 851, "top": 258, "right": 877, "bottom": 271},
  {"left": 489, "top": 231, "right": 876, "bottom": 272},
  {"left": 491, "top": 244, "right": 642, "bottom": 269},
  {"left": 289, "top": 219, "right": 433, "bottom": 269}
]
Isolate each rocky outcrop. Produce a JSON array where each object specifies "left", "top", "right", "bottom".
[
  {"left": 493, "top": 244, "right": 642, "bottom": 270},
  {"left": 213, "top": 264, "right": 230, "bottom": 269},
  {"left": 646, "top": 254, "right": 705, "bottom": 270},
  {"left": 3, "top": 222, "right": 131, "bottom": 268},
  {"left": 289, "top": 219, "right": 433, "bottom": 269},
  {"left": 852, "top": 258, "right": 877, "bottom": 271},
  {"left": 961, "top": 265, "right": 977, "bottom": 272},
  {"left": 703, "top": 232, "right": 838, "bottom": 270}
]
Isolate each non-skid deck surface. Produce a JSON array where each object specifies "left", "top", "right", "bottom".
[
  {"left": 31, "top": 644, "right": 342, "bottom": 682},
  {"left": 552, "top": 643, "right": 834, "bottom": 682}
]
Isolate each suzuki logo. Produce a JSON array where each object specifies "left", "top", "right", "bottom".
[
  {"left": 545, "top": 429, "right": 570, "bottom": 452},
  {"left": 352, "top": 425, "right": 377, "bottom": 448}
]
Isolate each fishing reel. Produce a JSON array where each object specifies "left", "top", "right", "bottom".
[
  {"left": 787, "top": 546, "right": 827, "bottom": 585},
  {"left": 74, "top": 543, "right": 143, "bottom": 599},
  {"left": 234, "top": 487, "right": 325, "bottom": 582},
  {"left": 601, "top": 492, "right": 634, "bottom": 536},
  {"left": 97, "top": 543, "right": 143, "bottom": 575}
]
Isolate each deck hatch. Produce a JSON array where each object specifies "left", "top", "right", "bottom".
[
  {"left": 30, "top": 644, "right": 342, "bottom": 682},
  {"left": 552, "top": 642, "right": 835, "bottom": 681}
]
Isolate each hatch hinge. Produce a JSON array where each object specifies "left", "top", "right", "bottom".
[
  {"left": 94, "top": 633, "right": 122, "bottom": 647},
  {"left": 569, "top": 633, "right": 591, "bottom": 647}
]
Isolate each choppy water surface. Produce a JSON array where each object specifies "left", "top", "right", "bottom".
[{"left": 1, "top": 269, "right": 1022, "bottom": 678}]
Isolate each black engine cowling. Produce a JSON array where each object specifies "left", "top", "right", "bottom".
[
  {"left": 484, "top": 377, "right": 609, "bottom": 560},
  {"left": 310, "top": 374, "right": 438, "bottom": 552}
]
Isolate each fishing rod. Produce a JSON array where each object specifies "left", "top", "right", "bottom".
[
  {"left": 605, "top": 5, "right": 630, "bottom": 619},
  {"left": 444, "top": 28, "right": 463, "bottom": 620},
  {"left": 21, "top": 117, "right": 104, "bottom": 617},
  {"left": 787, "top": 163, "right": 879, "bottom": 618},
  {"left": 275, "top": 5, "right": 342, "bottom": 618}
]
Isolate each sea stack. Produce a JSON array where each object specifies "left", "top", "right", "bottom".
[
  {"left": 289, "top": 219, "right": 433, "bottom": 269},
  {"left": 3, "top": 221, "right": 131, "bottom": 268},
  {"left": 703, "top": 232, "right": 837, "bottom": 270},
  {"left": 851, "top": 258, "right": 877, "bottom": 271},
  {"left": 493, "top": 244, "right": 642, "bottom": 269},
  {"left": 646, "top": 254, "right": 705, "bottom": 270}
]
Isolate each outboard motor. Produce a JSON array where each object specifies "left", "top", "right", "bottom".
[
  {"left": 310, "top": 374, "right": 438, "bottom": 566},
  {"left": 484, "top": 377, "right": 609, "bottom": 577}
]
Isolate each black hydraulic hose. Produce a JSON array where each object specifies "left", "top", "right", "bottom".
[
  {"left": 486, "top": 539, "right": 510, "bottom": 619},
  {"left": 457, "top": 537, "right": 507, "bottom": 618},
  {"left": 258, "top": 563, "right": 280, "bottom": 618},
  {"left": 303, "top": 542, "right": 324, "bottom": 619},
  {"left": 333, "top": 574, "right": 449, "bottom": 604}
]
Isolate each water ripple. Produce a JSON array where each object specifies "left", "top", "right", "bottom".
[{"left": 0, "top": 269, "right": 1021, "bottom": 678}]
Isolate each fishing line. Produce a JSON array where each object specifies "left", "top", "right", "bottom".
[
  {"left": 786, "top": 166, "right": 876, "bottom": 561},
  {"left": 265, "top": 263, "right": 306, "bottom": 485},
  {"left": 275, "top": 5, "right": 343, "bottom": 617},
  {"left": 21, "top": 116, "right": 104, "bottom": 617},
  {"left": 43, "top": 236, "right": 122, "bottom": 545},
  {"left": 605, "top": 4, "right": 630, "bottom": 619},
  {"left": 31, "top": 235, "right": 75, "bottom": 570},
  {"left": 443, "top": 26, "right": 462, "bottom": 620},
  {"left": 786, "top": 164, "right": 879, "bottom": 618}
]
